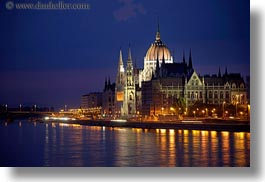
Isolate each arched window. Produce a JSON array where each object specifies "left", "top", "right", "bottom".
[
  {"left": 220, "top": 91, "right": 223, "bottom": 99},
  {"left": 191, "top": 92, "right": 194, "bottom": 99},
  {"left": 129, "top": 92, "right": 134, "bottom": 101},
  {"left": 214, "top": 91, "right": 218, "bottom": 98},
  {"left": 226, "top": 91, "right": 229, "bottom": 99},
  {"left": 209, "top": 91, "right": 212, "bottom": 99}
]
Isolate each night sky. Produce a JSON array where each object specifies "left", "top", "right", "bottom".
[{"left": 0, "top": 0, "right": 249, "bottom": 110}]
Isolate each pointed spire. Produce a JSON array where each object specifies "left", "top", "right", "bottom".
[
  {"left": 104, "top": 77, "right": 107, "bottom": 91},
  {"left": 157, "top": 16, "right": 160, "bottom": 32},
  {"left": 183, "top": 50, "right": 186, "bottom": 64},
  {"left": 117, "top": 47, "right": 125, "bottom": 73},
  {"left": 127, "top": 44, "right": 132, "bottom": 63},
  {"left": 155, "top": 17, "right": 161, "bottom": 42},
  {"left": 108, "top": 76, "right": 111, "bottom": 86},
  {"left": 119, "top": 47, "right": 123, "bottom": 66},
  {"left": 218, "top": 67, "right": 221, "bottom": 77},
  {"left": 188, "top": 48, "right": 193, "bottom": 69}
]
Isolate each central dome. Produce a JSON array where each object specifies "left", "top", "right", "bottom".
[{"left": 145, "top": 30, "right": 171, "bottom": 61}]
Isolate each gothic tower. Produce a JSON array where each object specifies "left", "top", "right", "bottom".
[
  {"left": 115, "top": 48, "right": 125, "bottom": 117},
  {"left": 122, "top": 46, "right": 136, "bottom": 117}
]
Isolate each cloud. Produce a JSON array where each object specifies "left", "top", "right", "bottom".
[{"left": 113, "top": 0, "right": 146, "bottom": 21}]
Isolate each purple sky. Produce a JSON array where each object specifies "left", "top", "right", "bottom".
[{"left": 0, "top": 0, "right": 249, "bottom": 109}]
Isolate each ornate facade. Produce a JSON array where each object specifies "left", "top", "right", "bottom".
[
  {"left": 141, "top": 24, "right": 173, "bottom": 84},
  {"left": 115, "top": 47, "right": 137, "bottom": 118},
  {"left": 112, "top": 24, "right": 248, "bottom": 118}
]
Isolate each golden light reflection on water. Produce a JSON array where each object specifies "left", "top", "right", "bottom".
[
  {"left": 169, "top": 129, "right": 175, "bottom": 135},
  {"left": 52, "top": 123, "right": 56, "bottom": 128},
  {"left": 152, "top": 129, "right": 249, "bottom": 167},
  {"left": 201, "top": 130, "right": 208, "bottom": 137},
  {"left": 211, "top": 131, "right": 217, "bottom": 137},
  {"left": 233, "top": 132, "right": 249, "bottom": 167},
  {"left": 132, "top": 128, "right": 142, "bottom": 133},
  {"left": 169, "top": 129, "right": 176, "bottom": 166},
  {"left": 183, "top": 130, "right": 189, "bottom": 165},
  {"left": 221, "top": 131, "right": 230, "bottom": 166},
  {"left": 39, "top": 122, "right": 249, "bottom": 167},
  {"left": 183, "top": 130, "right": 189, "bottom": 136}
]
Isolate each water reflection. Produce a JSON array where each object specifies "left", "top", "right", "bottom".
[{"left": 0, "top": 121, "right": 250, "bottom": 167}]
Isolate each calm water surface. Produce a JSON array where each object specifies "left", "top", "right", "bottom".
[{"left": 0, "top": 120, "right": 250, "bottom": 167}]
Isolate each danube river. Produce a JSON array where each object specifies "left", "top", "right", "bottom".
[{"left": 0, "top": 120, "right": 250, "bottom": 167}]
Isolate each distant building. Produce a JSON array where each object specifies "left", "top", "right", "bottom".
[
  {"left": 141, "top": 71, "right": 247, "bottom": 116},
  {"left": 81, "top": 92, "right": 102, "bottom": 109},
  {"left": 204, "top": 71, "right": 247, "bottom": 105},
  {"left": 102, "top": 78, "right": 116, "bottom": 117},
  {"left": 246, "top": 75, "right": 250, "bottom": 104},
  {"left": 103, "top": 22, "right": 249, "bottom": 118}
]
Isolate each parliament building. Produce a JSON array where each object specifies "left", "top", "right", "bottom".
[{"left": 100, "top": 24, "right": 248, "bottom": 118}]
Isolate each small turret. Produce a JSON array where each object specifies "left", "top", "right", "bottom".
[
  {"left": 183, "top": 50, "right": 186, "bottom": 64},
  {"left": 155, "top": 18, "right": 161, "bottom": 42},
  {"left": 188, "top": 48, "right": 193, "bottom": 69},
  {"left": 218, "top": 67, "right": 221, "bottom": 78},
  {"left": 225, "top": 66, "right": 228, "bottom": 76},
  {"left": 126, "top": 44, "right": 133, "bottom": 69}
]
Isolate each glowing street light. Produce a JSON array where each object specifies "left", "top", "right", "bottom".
[
  {"left": 34, "top": 104, "right": 37, "bottom": 112},
  {"left": 19, "top": 104, "right": 22, "bottom": 112},
  {"left": 236, "top": 102, "right": 239, "bottom": 117},
  {"left": 225, "top": 110, "right": 228, "bottom": 116},
  {"left": 247, "top": 104, "right": 250, "bottom": 119},
  {"left": 240, "top": 111, "right": 243, "bottom": 118},
  {"left": 193, "top": 110, "right": 196, "bottom": 118},
  {"left": 202, "top": 110, "right": 205, "bottom": 117},
  {"left": 170, "top": 107, "right": 175, "bottom": 115},
  {"left": 222, "top": 101, "right": 226, "bottom": 118},
  {"left": 5, "top": 104, "right": 8, "bottom": 112}
]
